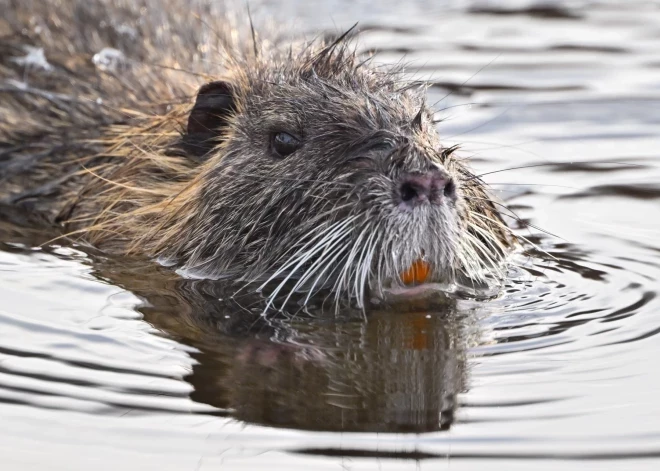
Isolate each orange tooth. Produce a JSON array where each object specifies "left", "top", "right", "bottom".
[{"left": 401, "top": 259, "right": 431, "bottom": 285}]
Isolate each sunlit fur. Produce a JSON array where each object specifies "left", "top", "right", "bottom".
[{"left": 0, "top": 0, "right": 514, "bottom": 309}]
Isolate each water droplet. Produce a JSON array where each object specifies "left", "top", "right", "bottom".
[
  {"left": 92, "top": 47, "right": 126, "bottom": 72},
  {"left": 11, "top": 46, "right": 53, "bottom": 71}
]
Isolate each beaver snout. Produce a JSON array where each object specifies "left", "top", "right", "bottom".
[{"left": 397, "top": 170, "right": 456, "bottom": 210}]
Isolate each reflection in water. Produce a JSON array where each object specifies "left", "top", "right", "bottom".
[
  {"left": 188, "top": 310, "right": 464, "bottom": 433},
  {"left": 113, "top": 266, "right": 467, "bottom": 433}
]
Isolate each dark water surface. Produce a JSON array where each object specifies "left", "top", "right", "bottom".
[{"left": 2, "top": 0, "right": 660, "bottom": 469}]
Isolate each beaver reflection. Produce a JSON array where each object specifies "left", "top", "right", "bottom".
[
  {"left": 194, "top": 313, "right": 464, "bottom": 433},
  {"left": 127, "top": 274, "right": 468, "bottom": 434}
]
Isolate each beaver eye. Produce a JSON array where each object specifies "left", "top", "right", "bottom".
[{"left": 271, "top": 132, "right": 301, "bottom": 158}]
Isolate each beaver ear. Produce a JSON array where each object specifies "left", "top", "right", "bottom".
[{"left": 184, "top": 81, "right": 236, "bottom": 159}]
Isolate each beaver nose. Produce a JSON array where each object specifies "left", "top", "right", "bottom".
[{"left": 398, "top": 170, "right": 455, "bottom": 209}]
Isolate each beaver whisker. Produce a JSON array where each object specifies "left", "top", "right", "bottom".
[
  {"left": 279, "top": 226, "right": 354, "bottom": 310},
  {"left": 350, "top": 222, "right": 374, "bottom": 308},
  {"left": 485, "top": 182, "right": 579, "bottom": 190},
  {"left": 468, "top": 221, "right": 509, "bottom": 259},
  {"left": 356, "top": 223, "right": 381, "bottom": 308},
  {"left": 431, "top": 102, "right": 481, "bottom": 121},
  {"left": 433, "top": 54, "right": 502, "bottom": 108},
  {"left": 279, "top": 210, "right": 356, "bottom": 278},
  {"left": 456, "top": 246, "right": 479, "bottom": 282},
  {"left": 470, "top": 211, "right": 556, "bottom": 261},
  {"left": 298, "top": 238, "right": 352, "bottom": 299},
  {"left": 468, "top": 210, "right": 515, "bottom": 236},
  {"left": 240, "top": 197, "right": 354, "bottom": 262},
  {"left": 264, "top": 224, "right": 354, "bottom": 312},
  {"left": 458, "top": 231, "right": 500, "bottom": 283},
  {"left": 462, "top": 230, "right": 506, "bottom": 276},
  {"left": 374, "top": 227, "right": 389, "bottom": 294},
  {"left": 259, "top": 217, "right": 357, "bottom": 302},
  {"left": 467, "top": 195, "right": 564, "bottom": 241},
  {"left": 332, "top": 219, "right": 374, "bottom": 307},
  {"left": 468, "top": 161, "right": 648, "bottom": 182},
  {"left": 302, "top": 240, "right": 355, "bottom": 307}
]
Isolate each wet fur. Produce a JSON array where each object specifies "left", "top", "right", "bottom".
[{"left": 0, "top": 0, "right": 513, "bottom": 309}]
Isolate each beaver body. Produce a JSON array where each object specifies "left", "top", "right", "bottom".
[{"left": 0, "top": 0, "right": 513, "bottom": 308}]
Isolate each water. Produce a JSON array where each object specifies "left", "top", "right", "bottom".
[{"left": 2, "top": 0, "right": 660, "bottom": 469}]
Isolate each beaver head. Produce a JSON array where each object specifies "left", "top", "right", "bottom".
[
  {"left": 16, "top": 23, "right": 512, "bottom": 310},
  {"left": 142, "top": 38, "right": 512, "bottom": 309}
]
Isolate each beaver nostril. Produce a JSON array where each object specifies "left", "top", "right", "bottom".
[
  {"left": 398, "top": 171, "right": 452, "bottom": 209},
  {"left": 444, "top": 178, "right": 456, "bottom": 199},
  {"left": 400, "top": 181, "right": 422, "bottom": 203}
]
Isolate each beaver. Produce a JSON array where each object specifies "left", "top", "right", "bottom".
[{"left": 0, "top": 0, "right": 514, "bottom": 310}]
